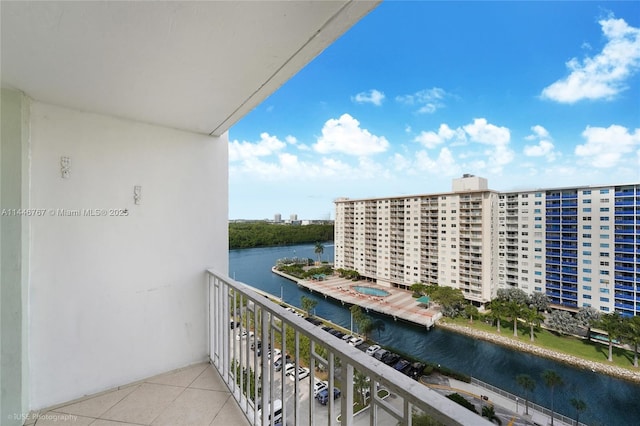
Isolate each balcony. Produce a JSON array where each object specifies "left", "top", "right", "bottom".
[{"left": 206, "top": 270, "right": 489, "bottom": 426}]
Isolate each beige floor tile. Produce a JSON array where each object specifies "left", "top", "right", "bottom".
[
  {"left": 89, "top": 420, "right": 143, "bottom": 426},
  {"left": 55, "top": 385, "right": 139, "bottom": 418},
  {"left": 189, "top": 365, "right": 229, "bottom": 392},
  {"left": 151, "top": 388, "right": 229, "bottom": 426},
  {"left": 146, "top": 363, "right": 208, "bottom": 388},
  {"left": 31, "top": 412, "right": 94, "bottom": 425},
  {"left": 100, "top": 383, "right": 184, "bottom": 425},
  {"left": 209, "top": 397, "right": 250, "bottom": 426}
]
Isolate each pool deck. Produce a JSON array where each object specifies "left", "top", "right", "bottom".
[{"left": 271, "top": 268, "right": 441, "bottom": 329}]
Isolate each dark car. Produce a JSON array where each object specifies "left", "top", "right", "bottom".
[
  {"left": 373, "top": 348, "right": 389, "bottom": 361},
  {"left": 316, "top": 387, "right": 341, "bottom": 405},
  {"left": 333, "top": 331, "right": 346, "bottom": 339},
  {"left": 407, "top": 362, "right": 425, "bottom": 380},
  {"left": 393, "top": 359, "right": 411, "bottom": 373},
  {"left": 382, "top": 352, "right": 399, "bottom": 366}
]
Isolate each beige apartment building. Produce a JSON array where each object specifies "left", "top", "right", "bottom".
[{"left": 335, "top": 175, "right": 640, "bottom": 315}]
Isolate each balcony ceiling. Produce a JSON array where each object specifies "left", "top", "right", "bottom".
[{"left": 1, "top": 1, "right": 378, "bottom": 136}]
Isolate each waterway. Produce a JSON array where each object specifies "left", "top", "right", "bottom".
[{"left": 230, "top": 243, "right": 640, "bottom": 426}]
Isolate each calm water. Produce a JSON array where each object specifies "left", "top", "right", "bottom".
[{"left": 230, "top": 243, "right": 640, "bottom": 426}]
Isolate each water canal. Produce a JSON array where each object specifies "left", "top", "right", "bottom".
[{"left": 230, "top": 243, "right": 639, "bottom": 425}]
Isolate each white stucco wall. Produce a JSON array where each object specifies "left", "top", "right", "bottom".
[{"left": 28, "top": 102, "right": 228, "bottom": 409}]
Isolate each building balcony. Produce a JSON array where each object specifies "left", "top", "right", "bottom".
[{"left": 206, "top": 271, "right": 489, "bottom": 426}]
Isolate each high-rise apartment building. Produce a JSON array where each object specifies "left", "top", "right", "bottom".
[{"left": 334, "top": 176, "right": 640, "bottom": 315}]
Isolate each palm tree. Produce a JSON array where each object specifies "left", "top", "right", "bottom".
[
  {"left": 353, "top": 370, "right": 369, "bottom": 405},
  {"left": 481, "top": 405, "right": 502, "bottom": 425},
  {"left": 542, "top": 370, "right": 563, "bottom": 426},
  {"left": 623, "top": 316, "right": 640, "bottom": 368},
  {"left": 464, "top": 304, "right": 479, "bottom": 324},
  {"left": 314, "top": 242, "right": 324, "bottom": 263},
  {"left": 569, "top": 398, "right": 586, "bottom": 426},
  {"left": 597, "top": 312, "right": 623, "bottom": 362},
  {"left": 523, "top": 306, "right": 544, "bottom": 342},
  {"left": 489, "top": 300, "right": 506, "bottom": 333},
  {"left": 516, "top": 374, "right": 536, "bottom": 416},
  {"left": 505, "top": 301, "right": 522, "bottom": 337}
]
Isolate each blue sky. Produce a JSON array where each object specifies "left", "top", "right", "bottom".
[{"left": 229, "top": 1, "right": 640, "bottom": 220}]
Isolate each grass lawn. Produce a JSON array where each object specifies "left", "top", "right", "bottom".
[{"left": 444, "top": 316, "right": 639, "bottom": 371}]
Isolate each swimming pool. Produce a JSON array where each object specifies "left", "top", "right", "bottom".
[{"left": 352, "top": 286, "right": 390, "bottom": 297}]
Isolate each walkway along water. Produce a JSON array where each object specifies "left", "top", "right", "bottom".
[{"left": 230, "top": 243, "right": 640, "bottom": 425}]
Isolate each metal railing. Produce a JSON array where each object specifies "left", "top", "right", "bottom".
[
  {"left": 470, "top": 378, "right": 586, "bottom": 426},
  {"left": 207, "top": 270, "right": 492, "bottom": 426}
]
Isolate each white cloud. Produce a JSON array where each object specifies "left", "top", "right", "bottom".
[
  {"left": 414, "top": 124, "right": 466, "bottom": 149},
  {"left": 396, "top": 87, "right": 448, "bottom": 114},
  {"left": 541, "top": 15, "right": 640, "bottom": 103},
  {"left": 575, "top": 125, "right": 640, "bottom": 168},
  {"left": 524, "top": 125, "right": 557, "bottom": 161},
  {"left": 313, "top": 113, "right": 389, "bottom": 156},
  {"left": 352, "top": 89, "right": 385, "bottom": 106},
  {"left": 463, "top": 118, "right": 511, "bottom": 146},
  {"left": 413, "top": 148, "right": 460, "bottom": 175},
  {"left": 229, "top": 132, "right": 286, "bottom": 162}
]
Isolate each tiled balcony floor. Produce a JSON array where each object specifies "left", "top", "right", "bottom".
[{"left": 27, "top": 363, "right": 250, "bottom": 426}]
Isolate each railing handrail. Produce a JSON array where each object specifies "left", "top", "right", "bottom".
[
  {"left": 470, "top": 377, "right": 587, "bottom": 426},
  {"left": 207, "top": 269, "right": 493, "bottom": 426}
]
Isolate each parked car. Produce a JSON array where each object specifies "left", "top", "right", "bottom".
[
  {"left": 407, "top": 362, "right": 425, "bottom": 380},
  {"left": 267, "top": 348, "right": 281, "bottom": 359},
  {"left": 274, "top": 355, "right": 292, "bottom": 372},
  {"left": 316, "top": 387, "right": 341, "bottom": 405},
  {"left": 257, "top": 399, "right": 282, "bottom": 425},
  {"left": 382, "top": 352, "right": 399, "bottom": 366},
  {"left": 349, "top": 336, "right": 364, "bottom": 347},
  {"left": 333, "top": 331, "right": 346, "bottom": 339},
  {"left": 283, "top": 363, "right": 296, "bottom": 376},
  {"left": 341, "top": 334, "right": 353, "bottom": 342},
  {"left": 393, "top": 359, "right": 411, "bottom": 373},
  {"left": 313, "top": 380, "right": 328, "bottom": 397},
  {"left": 365, "top": 344, "right": 381, "bottom": 356},
  {"left": 236, "top": 330, "right": 254, "bottom": 341},
  {"left": 229, "top": 320, "right": 240, "bottom": 329},
  {"left": 288, "top": 366, "right": 310, "bottom": 381},
  {"left": 373, "top": 348, "right": 388, "bottom": 361}
]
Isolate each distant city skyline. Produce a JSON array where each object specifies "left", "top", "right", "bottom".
[{"left": 229, "top": 1, "right": 640, "bottom": 220}]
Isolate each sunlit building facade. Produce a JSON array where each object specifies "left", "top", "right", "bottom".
[{"left": 335, "top": 176, "right": 640, "bottom": 315}]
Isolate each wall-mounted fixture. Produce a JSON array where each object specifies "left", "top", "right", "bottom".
[
  {"left": 61, "top": 156, "right": 70, "bottom": 178},
  {"left": 134, "top": 185, "right": 142, "bottom": 205}
]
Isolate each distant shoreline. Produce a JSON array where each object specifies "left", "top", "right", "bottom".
[{"left": 436, "top": 320, "right": 640, "bottom": 384}]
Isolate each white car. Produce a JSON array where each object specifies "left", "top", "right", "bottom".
[
  {"left": 288, "top": 366, "right": 310, "bottom": 381},
  {"left": 313, "top": 380, "right": 328, "bottom": 397},
  {"left": 283, "top": 363, "right": 296, "bottom": 376},
  {"left": 342, "top": 334, "right": 354, "bottom": 342},
  {"left": 349, "top": 336, "right": 364, "bottom": 347},
  {"left": 366, "top": 344, "right": 381, "bottom": 356},
  {"left": 267, "top": 348, "right": 282, "bottom": 359}
]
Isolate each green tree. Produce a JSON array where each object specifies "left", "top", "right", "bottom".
[
  {"left": 529, "top": 291, "right": 550, "bottom": 312},
  {"left": 481, "top": 405, "right": 502, "bottom": 425},
  {"left": 496, "top": 287, "right": 529, "bottom": 305},
  {"left": 464, "top": 304, "right": 479, "bottom": 324},
  {"left": 489, "top": 300, "right": 506, "bottom": 333},
  {"left": 523, "top": 306, "right": 544, "bottom": 342},
  {"left": 301, "top": 296, "right": 318, "bottom": 317},
  {"left": 597, "top": 312, "right": 623, "bottom": 362},
  {"left": 569, "top": 398, "right": 586, "bottom": 426},
  {"left": 542, "top": 370, "right": 563, "bottom": 426},
  {"left": 410, "top": 283, "right": 429, "bottom": 297},
  {"left": 314, "top": 241, "right": 324, "bottom": 263},
  {"left": 622, "top": 315, "right": 640, "bottom": 368},
  {"left": 504, "top": 301, "right": 522, "bottom": 337},
  {"left": 516, "top": 374, "right": 536, "bottom": 416},
  {"left": 429, "top": 286, "right": 465, "bottom": 318},
  {"left": 353, "top": 370, "right": 369, "bottom": 406}
]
